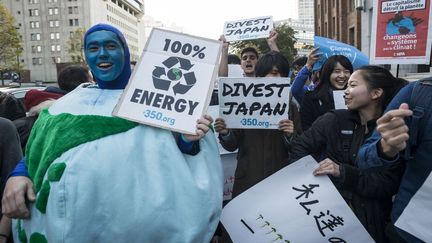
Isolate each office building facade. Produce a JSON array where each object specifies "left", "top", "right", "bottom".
[{"left": 4, "top": 0, "right": 145, "bottom": 82}]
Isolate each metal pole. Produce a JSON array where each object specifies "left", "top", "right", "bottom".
[{"left": 396, "top": 64, "right": 400, "bottom": 78}]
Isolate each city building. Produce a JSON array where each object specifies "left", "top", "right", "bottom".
[
  {"left": 299, "top": 0, "right": 314, "bottom": 26},
  {"left": 276, "top": 18, "right": 314, "bottom": 56},
  {"left": 3, "top": 0, "right": 145, "bottom": 82},
  {"left": 314, "top": 0, "right": 361, "bottom": 50},
  {"left": 142, "top": 15, "right": 184, "bottom": 44},
  {"left": 314, "top": 0, "right": 431, "bottom": 77},
  {"left": 276, "top": 0, "right": 314, "bottom": 56}
]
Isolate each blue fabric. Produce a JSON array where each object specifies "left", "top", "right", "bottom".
[
  {"left": 178, "top": 134, "right": 194, "bottom": 152},
  {"left": 9, "top": 158, "right": 29, "bottom": 178},
  {"left": 291, "top": 66, "right": 315, "bottom": 103},
  {"left": 356, "top": 81, "right": 429, "bottom": 242},
  {"left": 84, "top": 24, "right": 131, "bottom": 89}
]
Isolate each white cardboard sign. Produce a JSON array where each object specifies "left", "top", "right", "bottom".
[
  {"left": 218, "top": 77, "right": 290, "bottom": 129},
  {"left": 395, "top": 171, "right": 432, "bottom": 242},
  {"left": 333, "top": 90, "right": 347, "bottom": 110},
  {"left": 113, "top": 28, "right": 221, "bottom": 134},
  {"left": 221, "top": 156, "right": 374, "bottom": 243},
  {"left": 223, "top": 16, "right": 273, "bottom": 42},
  {"left": 208, "top": 105, "right": 238, "bottom": 201}
]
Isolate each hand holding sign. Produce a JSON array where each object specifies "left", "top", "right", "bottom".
[
  {"left": 214, "top": 118, "right": 229, "bottom": 136},
  {"left": 183, "top": 114, "right": 214, "bottom": 141}
]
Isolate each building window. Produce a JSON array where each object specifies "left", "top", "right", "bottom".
[
  {"left": 349, "top": 27, "right": 355, "bottom": 46},
  {"left": 56, "top": 45, "right": 61, "bottom": 51},
  {"left": 29, "top": 9, "right": 39, "bottom": 16},
  {"left": 68, "top": 7, "right": 73, "bottom": 14},
  {"left": 69, "top": 19, "right": 79, "bottom": 26},
  {"left": 51, "top": 45, "right": 56, "bottom": 52},
  {"left": 31, "top": 45, "right": 41, "bottom": 53},
  {"left": 54, "top": 8, "right": 59, "bottom": 15},
  {"left": 55, "top": 20, "right": 60, "bottom": 27},
  {"left": 349, "top": 0, "right": 356, "bottom": 12},
  {"left": 32, "top": 57, "right": 42, "bottom": 65},
  {"left": 30, "top": 33, "right": 41, "bottom": 41},
  {"left": 332, "top": 17, "right": 336, "bottom": 37},
  {"left": 56, "top": 32, "right": 60, "bottom": 39},
  {"left": 48, "top": 8, "right": 53, "bottom": 15},
  {"left": 30, "top": 21, "right": 40, "bottom": 29},
  {"left": 74, "top": 6, "right": 78, "bottom": 14}
]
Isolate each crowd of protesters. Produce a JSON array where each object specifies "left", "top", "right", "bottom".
[{"left": 0, "top": 23, "right": 429, "bottom": 243}]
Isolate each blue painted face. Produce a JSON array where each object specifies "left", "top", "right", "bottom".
[{"left": 85, "top": 31, "right": 125, "bottom": 82}]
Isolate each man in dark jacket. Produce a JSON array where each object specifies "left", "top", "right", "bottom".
[
  {"left": 0, "top": 92, "right": 25, "bottom": 121},
  {"left": 0, "top": 117, "right": 23, "bottom": 242}
]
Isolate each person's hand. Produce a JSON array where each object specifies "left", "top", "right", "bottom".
[
  {"left": 278, "top": 119, "right": 294, "bottom": 135},
  {"left": 267, "top": 29, "right": 279, "bottom": 52},
  {"left": 267, "top": 29, "right": 278, "bottom": 44},
  {"left": 313, "top": 158, "right": 340, "bottom": 177},
  {"left": 214, "top": 118, "right": 229, "bottom": 136},
  {"left": 2, "top": 176, "right": 35, "bottom": 219},
  {"left": 183, "top": 114, "right": 213, "bottom": 142},
  {"left": 306, "top": 48, "right": 321, "bottom": 71},
  {"left": 219, "top": 35, "right": 229, "bottom": 51},
  {"left": 377, "top": 103, "right": 412, "bottom": 158}
]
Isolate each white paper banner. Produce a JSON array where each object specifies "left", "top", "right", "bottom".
[
  {"left": 223, "top": 16, "right": 273, "bottom": 42},
  {"left": 113, "top": 28, "right": 221, "bottom": 134},
  {"left": 218, "top": 77, "right": 290, "bottom": 129},
  {"left": 221, "top": 156, "right": 374, "bottom": 243},
  {"left": 333, "top": 90, "right": 347, "bottom": 110},
  {"left": 395, "top": 171, "right": 432, "bottom": 242},
  {"left": 208, "top": 105, "right": 238, "bottom": 201}
]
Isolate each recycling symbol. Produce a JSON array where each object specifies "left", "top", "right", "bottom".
[{"left": 152, "top": 56, "right": 197, "bottom": 95}]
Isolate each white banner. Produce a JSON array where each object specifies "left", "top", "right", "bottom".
[
  {"left": 113, "top": 28, "right": 221, "bottom": 134},
  {"left": 208, "top": 105, "right": 237, "bottom": 201},
  {"left": 223, "top": 16, "right": 273, "bottom": 42},
  {"left": 218, "top": 77, "right": 290, "bottom": 129},
  {"left": 333, "top": 90, "right": 347, "bottom": 110},
  {"left": 221, "top": 156, "right": 374, "bottom": 243},
  {"left": 395, "top": 171, "right": 432, "bottom": 242}
]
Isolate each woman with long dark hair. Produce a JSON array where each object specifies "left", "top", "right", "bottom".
[
  {"left": 290, "top": 65, "right": 408, "bottom": 242},
  {"left": 300, "top": 55, "right": 353, "bottom": 131}
]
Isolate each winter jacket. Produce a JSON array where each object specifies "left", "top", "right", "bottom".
[
  {"left": 0, "top": 92, "right": 26, "bottom": 121},
  {"left": 290, "top": 110, "right": 405, "bottom": 243},
  {"left": 0, "top": 117, "right": 23, "bottom": 216},
  {"left": 300, "top": 88, "right": 335, "bottom": 131},
  {"left": 357, "top": 81, "right": 431, "bottom": 242}
]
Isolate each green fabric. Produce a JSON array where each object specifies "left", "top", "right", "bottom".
[
  {"left": 17, "top": 220, "right": 27, "bottom": 243},
  {"left": 47, "top": 163, "right": 66, "bottom": 182},
  {"left": 35, "top": 181, "right": 50, "bottom": 214},
  {"left": 29, "top": 233, "right": 47, "bottom": 243},
  {"left": 26, "top": 109, "right": 137, "bottom": 193}
]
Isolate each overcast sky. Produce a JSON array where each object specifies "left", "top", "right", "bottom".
[{"left": 143, "top": 0, "right": 299, "bottom": 39}]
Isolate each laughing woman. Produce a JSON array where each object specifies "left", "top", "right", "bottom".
[
  {"left": 300, "top": 55, "right": 353, "bottom": 131},
  {"left": 290, "top": 65, "right": 407, "bottom": 243}
]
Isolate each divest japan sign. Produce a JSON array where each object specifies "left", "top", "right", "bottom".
[
  {"left": 218, "top": 77, "right": 290, "bottom": 129},
  {"left": 223, "top": 16, "right": 273, "bottom": 42}
]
